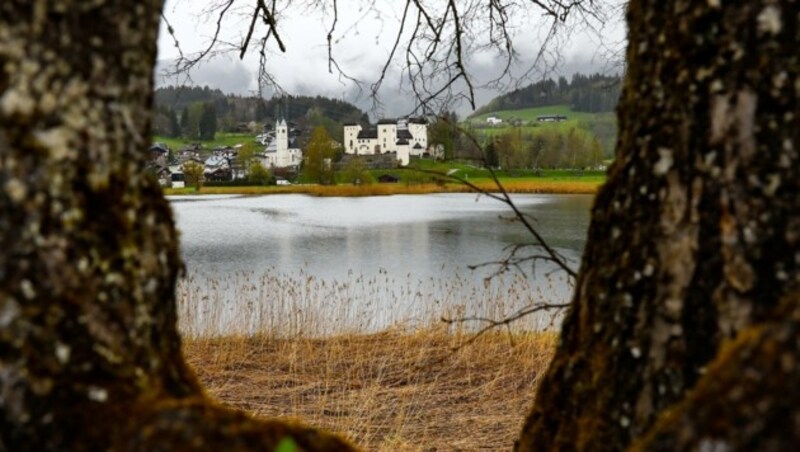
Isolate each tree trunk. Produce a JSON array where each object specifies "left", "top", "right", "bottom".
[
  {"left": 0, "top": 2, "right": 351, "bottom": 450},
  {"left": 518, "top": 0, "right": 798, "bottom": 449},
  {"left": 635, "top": 288, "right": 800, "bottom": 449}
]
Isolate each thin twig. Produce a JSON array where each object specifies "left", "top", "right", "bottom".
[{"left": 441, "top": 302, "right": 570, "bottom": 354}]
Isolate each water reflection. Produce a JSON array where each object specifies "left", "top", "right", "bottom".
[{"left": 170, "top": 193, "right": 592, "bottom": 335}]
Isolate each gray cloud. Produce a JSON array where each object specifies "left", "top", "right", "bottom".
[
  {"left": 156, "top": 1, "right": 625, "bottom": 118},
  {"left": 155, "top": 53, "right": 617, "bottom": 119},
  {"left": 156, "top": 56, "right": 255, "bottom": 96}
]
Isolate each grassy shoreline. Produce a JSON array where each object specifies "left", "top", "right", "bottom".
[
  {"left": 184, "top": 328, "right": 556, "bottom": 450},
  {"left": 165, "top": 179, "right": 601, "bottom": 197}
]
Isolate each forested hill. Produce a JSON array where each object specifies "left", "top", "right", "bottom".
[
  {"left": 259, "top": 96, "right": 368, "bottom": 125},
  {"left": 154, "top": 86, "right": 228, "bottom": 111},
  {"left": 472, "top": 73, "right": 622, "bottom": 116},
  {"left": 153, "top": 86, "right": 368, "bottom": 137}
]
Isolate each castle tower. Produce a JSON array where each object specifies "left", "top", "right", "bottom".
[
  {"left": 377, "top": 119, "right": 398, "bottom": 154},
  {"left": 407, "top": 117, "right": 428, "bottom": 156},
  {"left": 343, "top": 123, "right": 362, "bottom": 154}
]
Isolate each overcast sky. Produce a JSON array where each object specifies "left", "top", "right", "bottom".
[{"left": 157, "top": 0, "right": 626, "bottom": 117}]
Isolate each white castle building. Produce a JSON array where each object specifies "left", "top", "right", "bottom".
[
  {"left": 343, "top": 118, "right": 428, "bottom": 166},
  {"left": 258, "top": 119, "right": 302, "bottom": 169}
]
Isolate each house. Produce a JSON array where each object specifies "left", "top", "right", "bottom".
[
  {"left": 343, "top": 117, "right": 428, "bottom": 166},
  {"left": 149, "top": 143, "right": 169, "bottom": 166},
  {"left": 205, "top": 153, "right": 247, "bottom": 181},
  {"left": 536, "top": 115, "right": 567, "bottom": 122},
  {"left": 230, "top": 160, "right": 247, "bottom": 180},
  {"left": 258, "top": 119, "right": 302, "bottom": 169},
  {"left": 145, "top": 161, "right": 171, "bottom": 187},
  {"left": 168, "top": 165, "right": 185, "bottom": 188},
  {"left": 177, "top": 145, "right": 201, "bottom": 162},
  {"left": 178, "top": 154, "right": 204, "bottom": 168},
  {"left": 212, "top": 146, "right": 238, "bottom": 158},
  {"left": 486, "top": 116, "right": 503, "bottom": 125},
  {"left": 203, "top": 155, "right": 232, "bottom": 182}
]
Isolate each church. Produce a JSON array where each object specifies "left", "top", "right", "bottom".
[{"left": 258, "top": 119, "right": 303, "bottom": 169}]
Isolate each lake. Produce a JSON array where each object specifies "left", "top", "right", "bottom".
[{"left": 170, "top": 193, "right": 592, "bottom": 336}]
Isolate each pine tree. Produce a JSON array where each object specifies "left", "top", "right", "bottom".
[
  {"left": 179, "top": 105, "right": 190, "bottom": 138},
  {"left": 168, "top": 108, "right": 180, "bottom": 138},
  {"left": 484, "top": 140, "right": 499, "bottom": 168},
  {"left": 198, "top": 103, "right": 217, "bottom": 141},
  {"left": 255, "top": 100, "right": 268, "bottom": 121}
]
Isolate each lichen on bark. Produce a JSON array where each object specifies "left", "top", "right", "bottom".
[
  {"left": 634, "top": 289, "right": 800, "bottom": 450},
  {"left": 517, "top": 0, "right": 799, "bottom": 450},
  {"left": 0, "top": 1, "right": 353, "bottom": 449}
]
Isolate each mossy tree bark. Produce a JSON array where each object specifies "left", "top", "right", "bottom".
[
  {"left": 0, "top": 2, "right": 351, "bottom": 450},
  {"left": 518, "top": 0, "right": 798, "bottom": 450}
]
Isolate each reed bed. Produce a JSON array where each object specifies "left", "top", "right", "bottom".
[
  {"left": 165, "top": 180, "right": 599, "bottom": 197},
  {"left": 177, "top": 268, "right": 570, "bottom": 338},
  {"left": 178, "top": 269, "right": 568, "bottom": 449}
]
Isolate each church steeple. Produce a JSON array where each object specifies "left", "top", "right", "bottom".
[{"left": 275, "top": 118, "right": 288, "bottom": 153}]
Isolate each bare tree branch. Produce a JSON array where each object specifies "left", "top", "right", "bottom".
[
  {"left": 168, "top": 0, "right": 236, "bottom": 76},
  {"left": 370, "top": 1, "right": 412, "bottom": 100},
  {"left": 441, "top": 301, "right": 569, "bottom": 354},
  {"left": 326, "top": 0, "right": 339, "bottom": 73},
  {"left": 255, "top": 0, "right": 287, "bottom": 53},
  {"left": 240, "top": 2, "right": 264, "bottom": 60},
  {"left": 160, "top": 0, "right": 614, "bottom": 114},
  {"left": 404, "top": 118, "right": 578, "bottom": 281}
]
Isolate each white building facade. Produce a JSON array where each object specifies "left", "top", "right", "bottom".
[
  {"left": 259, "top": 119, "right": 302, "bottom": 168},
  {"left": 343, "top": 118, "right": 428, "bottom": 166}
]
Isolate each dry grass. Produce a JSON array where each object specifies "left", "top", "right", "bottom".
[
  {"left": 470, "top": 180, "right": 599, "bottom": 194},
  {"left": 183, "top": 328, "right": 556, "bottom": 451},
  {"left": 165, "top": 180, "right": 599, "bottom": 197}
]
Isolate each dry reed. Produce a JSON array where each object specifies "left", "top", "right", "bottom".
[
  {"left": 177, "top": 269, "right": 569, "bottom": 338},
  {"left": 178, "top": 270, "right": 566, "bottom": 449}
]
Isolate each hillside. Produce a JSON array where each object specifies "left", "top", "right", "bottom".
[
  {"left": 470, "top": 105, "right": 599, "bottom": 127},
  {"left": 471, "top": 72, "right": 621, "bottom": 117},
  {"left": 461, "top": 73, "right": 621, "bottom": 166},
  {"left": 464, "top": 104, "right": 617, "bottom": 162}
]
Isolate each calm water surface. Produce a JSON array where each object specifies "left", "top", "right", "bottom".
[{"left": 169, "top": 193, "right": 592, "bottom": 335}]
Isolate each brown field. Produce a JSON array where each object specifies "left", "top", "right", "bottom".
[
  {"left": 183, "top": 328, "right": 557, "bottom": 451},
  {"left": 165, "top": 180, "right": 599, "bottom": 197}
]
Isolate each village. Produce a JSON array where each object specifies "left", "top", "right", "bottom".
[{"left": 147, "top": 117, "right": 434, "bottom": 188}]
